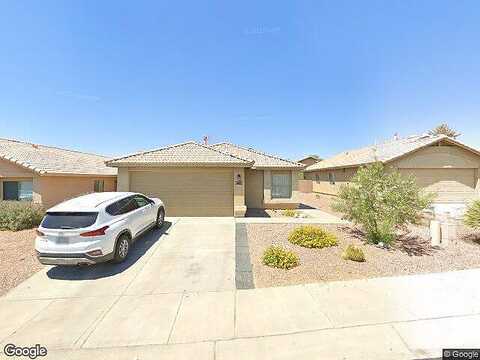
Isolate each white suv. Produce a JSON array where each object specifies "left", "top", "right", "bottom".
[{"left": 35, "top": 192, "right": 165, "bottom": 266}]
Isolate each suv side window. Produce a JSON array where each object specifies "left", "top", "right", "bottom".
[
  {"left": 133, "top": 195, "right": 151, "bottom": 208},
  {"left": 107, "top": 196, "right": 138, "bottom": 216},
  {"left": 105, "top": 201, "right": 121, "bottom": 216}
]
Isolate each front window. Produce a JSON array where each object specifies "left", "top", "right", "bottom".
[
  {"left": 2, "top": 181, "right": 33, "bottom": 201},
  {"left": 94, "top": 180, "right": 105, "bottom": 192},
  {"left": 271, "top": 172, "right": 292, "bottom": 199}
]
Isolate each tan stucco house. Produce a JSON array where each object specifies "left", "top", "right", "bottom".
[
  {"left": 304, "top": 134, "right": 480, "bottom": 208},
  {"left": 0, "top": 138, "right": 117, "bottom": 208},
  {"left": 107, "top": 141, "right": 304, "bottom": 217},
  {"left": 298, "top": 155, "right": 321, "bottom": 167}
]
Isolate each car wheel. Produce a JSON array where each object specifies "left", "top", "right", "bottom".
[
  {"left": 156, "top": 208, "right": 165, "bottom": 229},
  {"left": 113, "top": 234, "right": 130, "bottom": 263}
]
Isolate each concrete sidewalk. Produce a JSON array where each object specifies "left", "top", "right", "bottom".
[
  {"left": 1, "top": 217, "right": 480, "bottom": 359},
  {"left": 237, "top": 208, "right": 345, "bottom": 224}
]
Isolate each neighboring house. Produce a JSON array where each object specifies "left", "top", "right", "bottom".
[
  {"left": 304, "top": 134, "right": 480, "bottom": 207},
  {"left": 107, "top": 141, "right": 304, "bottom": 217},
  {"left": 298, "top": 155, "right": 322, "bottom": 167},
  {"left": 0, "top": 138, "right": 117, "bottom": 208}
]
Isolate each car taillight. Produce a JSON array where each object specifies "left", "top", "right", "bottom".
[
  {"left": 80, "top": 226, "right": 109, "bottom": 237},
  {"left": 36, "top": 229, "right": 45, "bottom": 237}
]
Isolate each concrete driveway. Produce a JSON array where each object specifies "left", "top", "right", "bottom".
[{"left": 1, "top": 217, "right": 480, "bottom": 359}]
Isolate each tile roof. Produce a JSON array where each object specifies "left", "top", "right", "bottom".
[
  {"left": 305, "top": 134, "right": 480, "bottom": 171},
  {"left": 210, "top": 143, "right": 304, "bottom": 169},
  {"left": 107, "top": 141, "right": 253, "bottom": 167},
  {"left": 0, "top": 138, "right": 116, "bottom": 176},
  {"left": 298, "top": 155, "right": 321, "bottom": 162}
]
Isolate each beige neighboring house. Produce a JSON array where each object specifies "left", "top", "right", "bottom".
[
  {"left": 107, "top": 141, "right": 304, "bottom": 217},
  {"left": 298, "top": 155, "right": 321, "bottom": 167},
  {"left": 0, "top": 138, "right": 117, "bottom": 209},
  {"left": 304, "top": 134, "right": 480, "bottom": 211}
]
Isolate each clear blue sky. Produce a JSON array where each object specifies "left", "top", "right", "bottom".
[{"left": 1, "top": 1, "right": 479, "bottom": 160}]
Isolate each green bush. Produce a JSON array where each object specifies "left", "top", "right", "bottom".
[
  {"left": 342, "top": 245, "right": 366, "bottom": 262},
  {"left": 262, "top": 246, "right": 299, "bottom": 270},
  {"left": 0, "top": 201, "right": 45, "bottom": 231},
  {"left": 288, "top": 226, "right": 338, "bottom": 248},
  {"left": 464, "top": 200, "right": 480, "bottom": 229},
  {"left": 332, "top": 162, "right": 434, "bottom": 244},
  {"left": 282, "top": 209, "right": 298, "bottom": 217}
]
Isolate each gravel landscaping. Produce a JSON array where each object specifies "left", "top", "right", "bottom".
[
  {"left": 246, "top": 223, "right": 480, "bottom": 288},
  {"left": 0, "top": 229, "right": 43, "bottom": 296}
]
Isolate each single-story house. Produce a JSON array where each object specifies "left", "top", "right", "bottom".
[
  {"left": 107, "top": 141, "right": 304, "bottom": 217},
  {"left": 298, "top": 155, "right": 322, "bottom": 167},
  {"left": 0, "top": 138, "right": 117, "bottom": 208},
  {"left": 304, "top": 134, "right": 480, "bottom": 209}
]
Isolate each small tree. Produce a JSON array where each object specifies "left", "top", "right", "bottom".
[
  {"left": 428, "top": 123, "right": 460, "bottom": 138},
  {"left": 464, "top": 200, "right": 480, "bottom": 230},
  {"left": 332, "top": 162, "right": 434, "bottom": 244}
]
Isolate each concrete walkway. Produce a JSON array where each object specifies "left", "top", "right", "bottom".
[
  {"left": 1, "top": 217, "right": 480, "bottom": 359},
  {"left": 237, "top": 208, "right": 345, "bottom": 224}
]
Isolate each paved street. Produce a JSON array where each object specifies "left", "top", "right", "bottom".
[{"left": 1, "top": 217, "right": 480, "bottom": 359}]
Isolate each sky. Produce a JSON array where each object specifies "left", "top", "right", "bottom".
[{"left": 0, "top": 0, "right": 479, "bottom": 160}]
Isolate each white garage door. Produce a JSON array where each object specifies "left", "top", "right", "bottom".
[
  {"left": 130, "top": 168, "right": 234, "bottom": 216},
  {"left": 400, "top": 168, "right": 476, "bottom": 203}
]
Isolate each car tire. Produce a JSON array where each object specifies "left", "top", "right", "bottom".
[
  {"left": 156, "top": 208, "right": 165, "bottom": 229},
  {"left": 113, "top": 234, "right": 131, "bottom": 263}
]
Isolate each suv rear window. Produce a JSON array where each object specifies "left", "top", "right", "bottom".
[{"left": 41, "top": 212, "right": 98, "bottom": 229}]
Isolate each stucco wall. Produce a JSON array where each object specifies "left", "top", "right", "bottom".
[
  {"left": 298, "top": 179, "right": 313, "bottom": 193},
  {"left": 305, "top": 167, "right": 357, "bottom": 195},
  {"left": 35, "top": 176, "right": 116, "bottom": 208},
  {"left": 391, "top": 144, "right": 480, "bottom": 169},
  {"left": 0, "top": 159, "right": 33, "bottom": 178}
]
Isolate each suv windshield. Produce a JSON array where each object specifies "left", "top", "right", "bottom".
[{"left": 41, "top": 212, "right": 98, "bottom": 229}]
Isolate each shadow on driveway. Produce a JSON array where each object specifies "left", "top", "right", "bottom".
[{"left": 46, "top": 221, "right": 173, "bottom": 280}]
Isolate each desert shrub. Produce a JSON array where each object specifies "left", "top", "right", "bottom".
[
  {"left": 332, "top": 162, "right": 434, "bottom": 245},
  {"left": 282, "top": 209, "right": 298, "bottom": 217},
  {"left": 0, "top": 201, "right": 45, "bottom": 231},
  {"left": 464, "top": 200, "right": 480, "bottom": 229},
  {"left": 288, "top": 225, "right": 338, "bottom": 248},
  {"left": 342, "top": 245, "right": 366, "bottom": 262},
  {"left": 262, "top": 246, "right": 299, "bottom": 270}
]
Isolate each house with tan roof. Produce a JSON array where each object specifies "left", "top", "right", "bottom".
[
  {"left": 107, "top": 141, "right": 304, "bottom": 217},
  {"left": 304, "top": 134, "right": 480, "bottom": 207},
  {"left": 0, "top": 138, "right": 117, "bottom": 208},
  {"left": 298, "top": 155, "right": 322, "bottom": 167}
]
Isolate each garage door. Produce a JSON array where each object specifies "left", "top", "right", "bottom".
[
  {"left": 399, "top": 168, "right": 476, "bottom": 203},
  {"left": 130, "top": 168, "right": 234, "bottom": 216}
]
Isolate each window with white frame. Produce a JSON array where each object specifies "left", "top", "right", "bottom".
[
  {"left": 328, "top": 172, "right": 335, "bottom": 185},
  {"left": 271, "top": 172, "right": 292, "bottom": 199}
]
